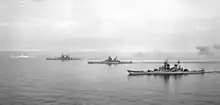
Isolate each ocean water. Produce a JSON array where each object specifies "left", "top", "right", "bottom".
[{"left": 0, "top": 56, "right": 220, "bottom": 105}]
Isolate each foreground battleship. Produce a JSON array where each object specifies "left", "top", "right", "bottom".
[
  {"left": 127, "top": 69, "right": 207, "bottom": 76},
  {"left": 127, "top": 60, "right": 207, "bottom": 76},
  {"left": 88, "top": 56, "right": 132, "bottom": 64}
]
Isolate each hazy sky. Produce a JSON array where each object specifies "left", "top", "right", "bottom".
[{"left": 1, "top": 0, "right": 220, "bottom": 52}]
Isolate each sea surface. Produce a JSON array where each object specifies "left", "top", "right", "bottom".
[{"left": 1, "top": 56, "right": 220, "bottom": 105}]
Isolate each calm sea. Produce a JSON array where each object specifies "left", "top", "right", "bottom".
[{"left": 0, "top": 56, "right": 220, "bottom": 105}]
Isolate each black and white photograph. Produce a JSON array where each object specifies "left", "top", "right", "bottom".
[{"left": 1, "top": 0, "right": 220, "bottom": 105}]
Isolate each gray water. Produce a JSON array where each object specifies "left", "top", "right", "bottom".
[{"left": 1, "top": 57, "right": 220, "bottom": 105}]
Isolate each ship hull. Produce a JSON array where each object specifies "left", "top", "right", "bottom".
[{"left": 127, "top": 69, "right": 206, "bottom": 76}]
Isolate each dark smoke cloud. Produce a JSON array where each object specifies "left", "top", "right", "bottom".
[
  {"left": 196, "top": 46, "right": 211, "bottom": 55},
  {"left": 213, "top": 44, "right": 220, "bottom": 50}
]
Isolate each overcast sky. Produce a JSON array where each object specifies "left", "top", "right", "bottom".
[{"left": 1, "top": 0, "right": 220, "bottom": 52}]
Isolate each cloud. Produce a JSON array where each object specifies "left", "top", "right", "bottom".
[
  {"left": 0, "top": 22, "right": 9, "bottom": 27},
  {"left": 76, "top": 49, "right": 98, "bottom": 52},
  {"left": 12, "top": 19, "right": 79, "bottom": 33},
  {"left": 32, "top": 0, "right": 47, "bottom": 2},
  {"left": 0, "top": 49, "right": 42, "bottom": 52},
  {"left": 1, "top": 0, "right": 220, "bottom": 52}
]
